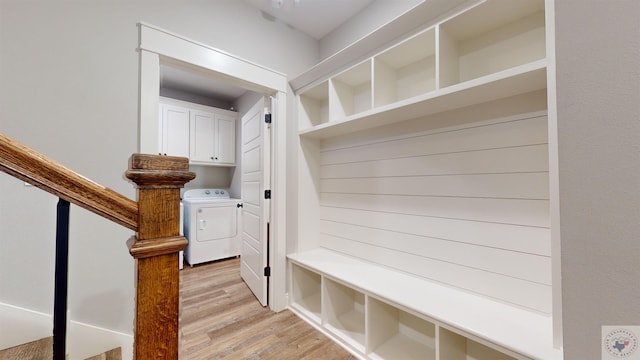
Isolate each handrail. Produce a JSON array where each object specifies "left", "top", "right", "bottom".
[
  {"left": 1, "top": 132, "right": 196, "bottom": 359},
  {"left": 0, "top": 133, "right": 138, "bottom": 231}
]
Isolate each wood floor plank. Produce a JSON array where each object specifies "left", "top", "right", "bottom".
[
  {"left": 0, "top": 337, "right": 53, "bottom": 360},
  {"left": 179, "top": 257, "right": 356, "bottom": 359}
]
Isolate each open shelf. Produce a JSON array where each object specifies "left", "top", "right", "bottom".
[
  {"left": 324, "top": 278, "right": 366, "bottom": 352},
  {"left": 299, "top": 60, "right": 546, "bottom": 139},
  {"left": 290, "top": 264, "right": 322, "bottom": 323},
  {"left": 439, "top": 0, "right": 545, "bottom": 87},
  {"left": 368, "top": 297, "right": 436, "bottom": 360},
  {"left": 374, "top": 28, "right": 436, "bottom": 107},
  {"left": 330, "top": 60, "right": 372, "bottom": 120},
  {"left": 298, "top": 80, "right": 329, "bottom": 130},
  {"left": 296, "top": 0, "right": 546, "bottom": 140},
  {"left": 439, "top": 327, "right": 518, "bottom": 360}
]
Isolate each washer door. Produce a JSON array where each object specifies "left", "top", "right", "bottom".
[{"left": 196, "top": 206, "right": 237, "bottom": 242}]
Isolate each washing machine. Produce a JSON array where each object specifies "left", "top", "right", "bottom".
[{"left": 182, "top": 188, "right": 242, "bottom": 266}]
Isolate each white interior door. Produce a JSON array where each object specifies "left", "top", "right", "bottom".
[{"left": 240, "top": 97, "right": 270, "bottom": 306}]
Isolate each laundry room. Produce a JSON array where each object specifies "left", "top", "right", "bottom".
[{"left": 155, "top": 59, "right": 269, "bottom": 270}]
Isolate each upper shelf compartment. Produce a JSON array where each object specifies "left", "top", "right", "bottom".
[
  {"left": 330, "top": 60, "right": 373, "bottom": 120},
  {"left": 297, "top": 0, "right": 547, "bottom": 138},
  {"left": 373, "top": 28, "right": 436, "bottom": 107},
  {"left": 439, "top": 0, "right": 546, "bottom": 87},
  {"left": 298, "top": 80, "right": 329, "bottom": 130},
  {"left": 298, "top": 60, "right": 372, "bottom": 130},
  {"left": 299, "top": 60, "right": 546, "bottom": 139}
]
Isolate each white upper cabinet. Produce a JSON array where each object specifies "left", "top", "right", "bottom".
[
  {"left": 189, "top": 109, "right": 217, "bottom": 163},
  {"left": 159, "top": 97, "right": 237, "bottom": 166},
  {"left": 214, "top": 114, "right": 236, "bottom": 165},
  {"left": 159, "top": 103, "right": 190, "bottom": 157}
]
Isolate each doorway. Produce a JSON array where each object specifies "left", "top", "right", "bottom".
[{"left": 137, "top": 23, "right": 288, "bottom": 312}]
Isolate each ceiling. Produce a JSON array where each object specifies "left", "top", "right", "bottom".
[
  {"left": 160, "top": 64, "right": 247, "bottom": 103},
  {"left": 243, "top": 0, "right": 376, "bottom": 40},
  {"left": 160, "top": 0, "right": 405, "bottom": 103}
]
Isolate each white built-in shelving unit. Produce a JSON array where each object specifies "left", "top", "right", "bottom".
[{"left": 290, "top": 0, "right": 561, "bottom": 359}]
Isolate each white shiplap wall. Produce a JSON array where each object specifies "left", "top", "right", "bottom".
[{"left": 317, "top": 112, "right": 551, "bottom": 313}]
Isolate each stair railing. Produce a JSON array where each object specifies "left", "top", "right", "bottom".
[
  {"left": 0, "top": 132, "right": 195, "bottom": 359},
  {"left": 53, "top": 198, "right": 71, "bottom": 359}
]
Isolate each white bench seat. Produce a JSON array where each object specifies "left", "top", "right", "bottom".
[{"left": 288, "top": 248, "right": 562, "bottom": 360}]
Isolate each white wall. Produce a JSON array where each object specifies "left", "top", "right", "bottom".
[
  {"left": 0, "top": 0, "right": 318, "bottom": 350},
  {"left": 555, "top": 0, "right": 640, "bottom": 358}
]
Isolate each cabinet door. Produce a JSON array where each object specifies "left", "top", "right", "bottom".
[
  {"left": 215, "top": 114, "right": 236, "bottom": 164},
  {"left": 189, "top": 109, "right": 216, "bottom": 162},
  {"left": 160, "top": 104, "right": 190, "bottom": 157}
]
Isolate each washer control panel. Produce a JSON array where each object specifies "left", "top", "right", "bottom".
[{"left": 183, "top": 188, "right": 231, "bottom": 200}]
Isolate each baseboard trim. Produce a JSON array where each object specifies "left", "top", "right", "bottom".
[
  {"left": 0, "top": 302, "right": 52, "bottom": 350},
  {"left": 68, "top": 319, "right": 132, "bottom": 360}
]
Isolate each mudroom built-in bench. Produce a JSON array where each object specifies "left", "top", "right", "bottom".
[{"left": 288, "top": 0, "right": 562, "bottom": 359}]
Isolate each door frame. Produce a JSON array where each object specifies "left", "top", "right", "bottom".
[{"left": 137, "top": 22, "right": 288, "bottom": 312}]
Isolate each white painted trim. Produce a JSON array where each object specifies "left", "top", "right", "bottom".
[
  {"left": 0, "top": 302, "right": 52, "bottom": 350},
  {"left": 138, "top": 23, "right": 287, "bottom": 93},
  {"left": 269, "top": 91, "right": 288, "bottom": 312},
  {"left": 545, "top": 0, "right": 563, "bottom": 349},
  {"left": 139, "top": 50, "right": 160, "bottom": 154},
  {"left": 138, "top": 23, "right": 288, "bottom": 312},
  {"left": 68, "top": 320, "right": 133, "bottom": 360}
]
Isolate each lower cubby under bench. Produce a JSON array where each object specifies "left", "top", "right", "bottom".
[{"left": 287, "top": 249, "right": 562, "bottom": 360}]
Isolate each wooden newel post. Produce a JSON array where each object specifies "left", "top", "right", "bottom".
[{"left": 125, "top": 154, "right": 195, "bottom": 359}]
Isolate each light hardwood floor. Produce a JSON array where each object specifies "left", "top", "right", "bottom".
[
  {"left": 179, "top": 257, "right": 357, "bottom": 360},
  {"left": 0, "top": 337, "right": 52, "bottom": 360},
  {"left": 0, "top": 337, "right": 121, "bottom": 360}
]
